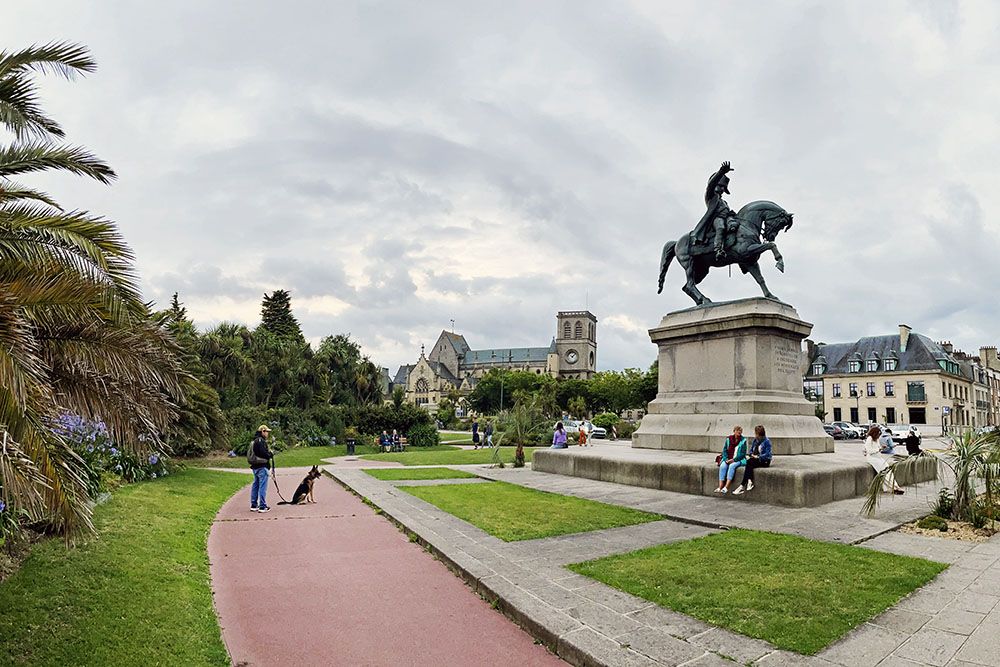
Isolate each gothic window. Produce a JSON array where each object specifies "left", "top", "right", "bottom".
[
  {"left": 574, "top": 321, "right": 583, "bottom": 338},
  {"left": 563, "top": 321, "right": 571, "bottom": 338},
  {"left": 415, "top": 378, "right": 430, "bottom": 393}
]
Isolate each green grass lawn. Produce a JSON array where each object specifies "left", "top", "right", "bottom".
[
  {"left": 186, "top": 444, "right": 381, "bottom": 468},
  {"left": 365, "top": 467, "right": 477, "bottom": 481},
  {"left": 401, "top": 481, "right": 661, "bottom": 541},
  {"left": 438, "top": 432, "right": 472, "bottom": 443},
  {"left": 361, "top": 446, "right": 538, "bottom": 466},
  {"left": 0, "top": 468, "right": 248, "bottom": 666},
  {"left": 568, "top": 529, "right": 947, "bottom": 655}
]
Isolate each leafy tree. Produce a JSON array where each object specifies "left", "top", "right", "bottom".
[
  {"left": 468, "top": 369, "right": 555, "bottom": 414},
  {"left": 567, "top": 396, "right": 587, "bottom": 419},
  {"left": 0, "top": 43, "right": 185, "bottom": 536},
  {"left": 258, "top": 289, "right": 303, "bottom": 341}
]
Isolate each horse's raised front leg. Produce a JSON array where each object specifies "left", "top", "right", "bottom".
[
  {"left": 745, "top": 261, "right": 778, "bottom": 301},
  {"left": 743, "top": 241, "right": 784, "bottom": 273}
]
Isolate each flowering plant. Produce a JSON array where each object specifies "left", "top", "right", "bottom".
[{"left": 51, "top": 414, "right": 171, "bottom": 494}]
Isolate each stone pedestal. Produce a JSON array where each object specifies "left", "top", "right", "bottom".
[{"left": 632, "top": 298, "right": 832, "bottom": 455}]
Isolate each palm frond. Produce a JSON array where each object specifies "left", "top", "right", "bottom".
[
  {"left": 0, "top": 72, "right": 64, "bottom": 139},
  {"left": 0, "top": 41, "right": 95, "bottom": 80},
  {"left": 0, "top": 142, "right": 116, "bottom": 184},
  {"left": 0, "top": 179, "right": 60, "bottom": 207}
]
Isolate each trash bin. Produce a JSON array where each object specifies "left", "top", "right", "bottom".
[{"left": 346, "top": 438, "right": 356, "bottom": 456}]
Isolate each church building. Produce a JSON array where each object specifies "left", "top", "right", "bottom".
[{"left": 392, "top": 311, "right": 597, "bottom": 409}]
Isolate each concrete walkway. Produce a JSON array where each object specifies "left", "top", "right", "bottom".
[
  {"left": 207, "top": 467, "right": 562, "bottom": 666},
  {"left": 330, "top": 466, "right": 1000, "bottom": 667}
]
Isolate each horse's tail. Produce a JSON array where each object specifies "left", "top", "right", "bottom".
[{"left": 657, "top": 241, "right": 676, "bottom": 294}]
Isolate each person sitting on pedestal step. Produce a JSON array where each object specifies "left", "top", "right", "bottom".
[
  {"left": 733, "top": 425, "right": 772, "bottom": 495},
  {"left": 715, "top": 426, "right": 748, "bottom": 494},
  {"left": 551, "top": 422, "right": 568, "bottom": 449},
  {"left": 864, "top": 425, "right": 904, "bottom": 495}
]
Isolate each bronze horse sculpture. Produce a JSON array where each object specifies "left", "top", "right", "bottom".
[{"left": 657, "top": 200, "right": 794, "bottom": 306}]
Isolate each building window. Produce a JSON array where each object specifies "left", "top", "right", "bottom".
[
  {"left": 803, "top": 380, "right": 823, "bottom": 402},
  {"left": 574, "top": 321, "right": 583, "bottom": 339},
  {"left": 867, "top": 407, "right": 877, "bottom": 422},
  {"left": 906, "top": 381, "right": 926, "bottom": 402},
  {"left": 812, "top": 363, "right": 824, "bottom": 375},
  {"left": 908, "top": 407, "right": 926, "bottom": 424},
  {"left": 849, "top": 383, "right": 859, "bottom": 397},
  {"left": 885, "top": 382, "right": 894, "bottom": 397},
  {"left": 850, "top": 407, "right": 859, "bottom": 423},
  {"left": 849, "top": 361, "right": 861, "bottom": 373},
  {"left": 866, "top": 382, "right": 876, "bottom": 397},
  {"left": 884, "top": 359, "right": 897, "bottom": 371},
  {"left": 886, "top": 407, "right": 896, "bottom": 423},
  {"left": 563, "top": 321, "right": 571, "bottom": 338},
  {"left": 832, "top": 383, "right": 841, "bottom": 398},
  {"left": 866, "top": 360, "right": 878, "bottom": 372},
  {"left": 833, "top": 407, "right": 842, "bottom": 421}
]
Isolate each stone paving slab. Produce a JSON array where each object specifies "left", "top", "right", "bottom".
[{"left": 329, "top": 468, "right": 1000, "bottom": 667}]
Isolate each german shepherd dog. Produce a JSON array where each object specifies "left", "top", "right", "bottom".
[{"left": 278, "top": 466, "right": 321, "bottom": 505}]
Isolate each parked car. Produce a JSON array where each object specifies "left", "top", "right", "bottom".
[
  {"left": 832, "top": 422, "right": 862, "bottom": 439},
  {"left": 889, "top": 425, "right": 922, "bottom": 444},
  {"left": 823, "top": 424, "right": 845, "bottom": 440}
]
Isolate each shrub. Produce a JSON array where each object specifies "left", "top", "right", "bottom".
[
  {"left": 616, "top": 421, "right": 638, "bottom": 439},
  {"left": 932, "top": 487, "right": 954, "bottom": 519},
  {"left": 592, "top": 413, "right": 620, "bottom": 430},
  {"left": 350, "top": 403, "right": 433, "bottom": 436},
  {"left": 407, "top": 422, "right": 440, "bottom": 447},
  {"left": 916, "top": 515, "right": 948, "bottom": 532}
]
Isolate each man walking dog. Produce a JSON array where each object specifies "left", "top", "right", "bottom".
[{"left": 248, "top": 424, "right": 274, "bottom": 512}]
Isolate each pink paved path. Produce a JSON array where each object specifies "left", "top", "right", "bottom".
[{"left": 208, "top": 469, "right": 563, "bottom": 666}]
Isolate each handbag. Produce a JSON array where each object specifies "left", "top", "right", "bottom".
[{"left": 715, "top": 454, "right": 722, "bottom": 465}]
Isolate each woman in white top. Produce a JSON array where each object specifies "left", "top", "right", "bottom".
[{"left": 863, "top": 425, "right": 904, "bottom": 494}]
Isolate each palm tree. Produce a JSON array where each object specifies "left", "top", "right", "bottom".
[
  {"left": 0, "top": 43, "right": 184, "bottom": 537},
  {"left": 862, "top": 429, "right": 1000, "bottom": 522}
]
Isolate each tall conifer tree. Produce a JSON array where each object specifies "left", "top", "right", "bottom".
[{"left": 259, "top": 289, "right": 303, "bottom": 341}]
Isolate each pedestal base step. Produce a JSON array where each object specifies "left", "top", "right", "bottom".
[{"left": 532, "top": 445, "right": 936, "bottom": 508}]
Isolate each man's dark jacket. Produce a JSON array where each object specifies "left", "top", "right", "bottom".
[{"left": 250, "top": 435, "right": 273, "bottom": 470}]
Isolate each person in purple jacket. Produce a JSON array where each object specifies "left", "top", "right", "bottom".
[{"left": 551, "top": 422, "right": 568, "bottom": 449}]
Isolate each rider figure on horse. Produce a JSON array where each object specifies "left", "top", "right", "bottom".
[{"left": 690, "top": 161, "right": 739, "bottom": 261}]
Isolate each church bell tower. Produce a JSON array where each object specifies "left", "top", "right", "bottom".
[{"left": 555, "top": 311, "right": 597, "bottom": 379}]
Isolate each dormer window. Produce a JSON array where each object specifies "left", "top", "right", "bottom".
[
  {"left": 811, "top": 363, "right": 825, "bottom": 375},
  {"left": 865, "top": 360, "right": 878, "bottom": 372},
  {"left": 884, "top": 359, "right": 897, "bottom": 371},
  {"left": 849, "top": 361, "right": 861, "bottom": 373}
]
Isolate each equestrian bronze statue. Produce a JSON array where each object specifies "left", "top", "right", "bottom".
[{"left": 657, "top": 161, "right": 794, "bottom": 306}]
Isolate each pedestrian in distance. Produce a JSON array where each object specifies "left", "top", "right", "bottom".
[
  {"left": 714, "top": 425, "right": 747, "bottom": 494},
  {"left": 391, "top": 429, "right": 401, "bottom": 452},
  {"left": 247, "top": 424, "right": 275, "bottom": 512},
  {"left": 484, "top": 420, "right": 494, "bottom": 447},
  {"left": 551, "top": 421, "right": 568, "bottom": 449},
  {"left": 578, "top": 421, "right": 588, "bottom": 447},
  {"left": 733, "top": 425, "right": 771, "bottom": 495},
  {"left": 904, "top": 426, "right": 923, "bottom": 456},
  {"left": 472, "top": 418, "right": 480, "bottom": 449}
]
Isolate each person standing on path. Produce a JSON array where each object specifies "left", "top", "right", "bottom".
[
  {"left": 578, "top": 422, "right": 588, "bottom": 447},
  {"left": 471, "top": 418, "right": 480, "bottom": 449},
  {"left": 551, "top": 422, "right": 568, "bottom": 449},
  {"left": 484, "top": 420, "right": 494, "bottom": 447},
  {"left": 248, "top": 425, "right": 274, "bottom": 512}
]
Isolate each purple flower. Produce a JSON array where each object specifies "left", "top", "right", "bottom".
[
  {"left": 148, "top": 454, "right": 159, "bottom": 465},
  {"left": 110, "top": 447, "right": 118, "bottom": 456},
  {"left": 0, "top": 501, "right": 6, "bottom": 513}
]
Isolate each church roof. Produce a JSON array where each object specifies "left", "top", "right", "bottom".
[
  {"left": 440, "top": 331, "right": 470, "bottom": 356},
  {"left": 392, "top": 365, "right": 412, "bottom": 385},
  {"left": 463, "top": 346, "right": 553, "bottom": 366}
]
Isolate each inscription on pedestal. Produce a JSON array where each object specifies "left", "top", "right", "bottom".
[{"left": 773, "top": 345, "right": 801, "bottom": 376}]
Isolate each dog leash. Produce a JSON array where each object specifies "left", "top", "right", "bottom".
[{"left": 270, "top": 463, "right": 290, "bottom": 503}]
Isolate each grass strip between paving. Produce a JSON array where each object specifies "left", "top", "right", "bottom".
[
  {"left": 401, "top": 480, "right": 661, "bottom": 541},
  {"left": 365, "top": 467, "right": 477, "bottom": 481},
  {"left": 361, "top": 447, "right": 539, "bottom": 466},
  {"left": 0, "top": 468, "right": 249, "bottom": 666},
  {"left": 568, "top": 529, "right": 947, "bottom": 655}
]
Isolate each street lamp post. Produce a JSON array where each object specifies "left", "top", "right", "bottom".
[{"left": 490, "top": 351, "right": 505, "bottom": 412}]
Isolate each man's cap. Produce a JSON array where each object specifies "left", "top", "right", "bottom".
[{"left": 258, "top": 424, "right": 271, "bottom": 432}]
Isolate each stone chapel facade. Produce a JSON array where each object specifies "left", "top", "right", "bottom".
[{"left": 392, "top": 311, "right": 597, "bottom": 409}]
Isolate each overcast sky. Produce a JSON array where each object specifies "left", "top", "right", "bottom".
[{"left": 4, "top": 1, "right": 998, "bottom": 372}]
